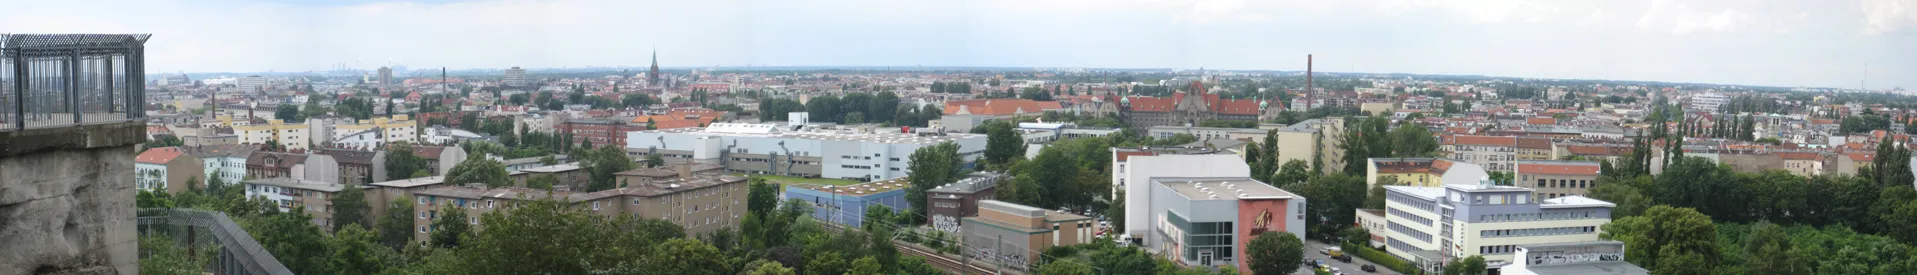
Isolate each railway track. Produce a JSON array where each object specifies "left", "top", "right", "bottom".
[{"left": 821, "top": 223, "right": 1005, "bottom": 274}]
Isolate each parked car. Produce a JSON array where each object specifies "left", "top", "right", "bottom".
[
  {"left": 1319, "top": 247, "right": 1331, "bottom": 255},
  {"left": 1335, "top": 255, "right": 1353, "bottom": 263},
  {"left": 1361, "top": 264, "right": 1377, "bottom": 272}
]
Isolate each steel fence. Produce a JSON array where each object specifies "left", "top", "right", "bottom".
[
  {"left": 0, "top": 34, "right": 147, "bottom": 131},
  {"left": 136, "top": 208, "right": 294, "bottom": 275}
]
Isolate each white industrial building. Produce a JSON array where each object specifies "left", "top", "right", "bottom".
[
  {"left": 1382, "top": 176, "right": 1616, "bottom": 273},
  {"left": 1114, "top": 153, "right": 1250, "bottom": 239},
  {"left": 627, "top": 123, "right": 987, "bottom": 181}
]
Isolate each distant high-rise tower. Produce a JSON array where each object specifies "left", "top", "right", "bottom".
[
  {"left": 504, "top": 66, "right": 527, "bottom": 87},
  {"left": 649, "top": 49, "right": 661, "bottom": 87},
  {"left": 377, "top": 66, "right": 393, "bottom": 86}
]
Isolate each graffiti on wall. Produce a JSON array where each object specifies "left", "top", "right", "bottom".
[{"left": 932, "top": 215, "right": 962, "bottom": 233}]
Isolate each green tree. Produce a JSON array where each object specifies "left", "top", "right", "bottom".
[
  {"left": 330, "top": 184, "right": 371, "bottom": 231},
  {"left": 1037, "top": 259, "right": 1098, "bottom": 275},
  {"left": 905, "top": 142, "right": 963, "bottom": 224},
  {"left": 1586, "top": 177, "right": 1652, "bottom": 218},
  {"left": 385, "top": 142, "right": 426, "bottom": 180},
  {"left": 1442, "top": 255, "right": 1486, "bottom": 275},
  {"left": 430, "top": 205, "right": 471, "bottom": 248},
  {"left": 1364, "top": 176, "right": 1400, "bottom": 209},
  {"left": 445, "top": 155, "right": 511, "bottom": 187},
  {"left": 579, "top": 145, "right": 636, "bottom": 191},
  {"left": 984, "top": 120, "right": 1025, "bottom": 169},
  {"left": 1271, "top": 160, "right": 1312, "bottom": 187},
  {"left": 378, "top": 197, "right": 416, "bottom": 248},
  {"left": 743, "top": 260, "right": 797, "bottom": 275},
  {"left": 644, "top": 238, "right": 730, "bottom": 275},
  {"left": 1246, "top": 232, "right": 1304, "bottom": 275},
  {"left": 1389, "top": 124, "right": 1439, "bottom": 157},
  {"left": 139, "top": 235, "right": 212, "bottom": 275},
  {"left": 1601, "top": 205, "right": 1718, "bottom": 273},
  {"left": 805, "top": 252, "right": 849, "bottom": 275},
  {"left": 847, "top": 256, "right": 885, "bottom": 275},
  {"left": 526, "top": 174, "right": 559, "bottom": 190},
  {"left": 460, "top": 198, "right": 625, "bottom": 274},
  {"left": 1744, "top": 222, "right": 1809, "bottom": 275},
  {"left": 645, "top": 153, "right": 665, "bottom": 168},
  {"left": 1871, "top": 137, "right": 1913, "bottom": 188},
  {"left": 249, "top": 206, "right": 331, "bottom": 274},
  {"left": 327, "top": 224, "right": 388, "bottom": 275}
]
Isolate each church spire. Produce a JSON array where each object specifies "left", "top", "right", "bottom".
[{"left": 648, "top": 47, "right": 661, "bottom": 87}]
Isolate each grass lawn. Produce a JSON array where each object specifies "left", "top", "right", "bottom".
[{"left": 747, "top": 174, "right": 861, "bottom": 186}]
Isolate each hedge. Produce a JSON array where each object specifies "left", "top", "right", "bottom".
[{"left": 1343, "top": 242, "right": 1425, "bottom": 275}]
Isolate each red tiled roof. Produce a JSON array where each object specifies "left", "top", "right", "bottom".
[
  {"left": 1517, "top": 163, "right": 1600, "bottom": 175},
  {"left": 1516, "top": 137, "right": 1552, "bottom": 149},
  {"left": 136, "top": 147, "right": 186, "bottom": 164},
  {"left": 631, "top": 109, "right": 724, "bottom": 129},
  {"left": 944, "top": 99, "right": 1063, "bottom": 116},
  {"left": 1123, "top": 96, "right": 1176, "bottom": 112},
  {"left": 1527, "top": 117, "right": 1557, "bottom": 125},
  {"left": 1848, "top": 153, "right": 1875, "bottom": 162}
]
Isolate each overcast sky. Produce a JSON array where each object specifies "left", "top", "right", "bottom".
[{"left": 5, "top": 0, "right": 1914, "bottom": 89}]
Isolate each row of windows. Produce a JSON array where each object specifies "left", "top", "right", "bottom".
[
  {"left": 1480, "top": 226, "right": 1597, "bottom": 238},
  {"left": 1388, "top": 208, "right": 1433, "bottom": 227},
  {"left": 1534, "top": 179, "right": 1591, "bottom": 189},
  {"left": 1388, "top": 239, "right": 1421, "bottom": 253},
  {"left": 1387, "top": 221, "right": 1432, "bottom": 243},
  {"left": 840, "top": 165, "right": 875, "bottom": 170},
  {"left": 1466, "top": 193, "right": 1530, "bottom": 205},
  {"left": 1480, "top": 245, "right": 1517, "bottom": 255},
  {"left": 1388, "top": 192, "right": 1438, "bottom": 212},
  {"left": 1476, "top": 211, "right": 1600, "bottom": 223}
]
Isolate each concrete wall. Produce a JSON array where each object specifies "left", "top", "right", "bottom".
[
  {"left": 1122, "top": 155, "right": 1249, "bottom": 236},
  {"left": 0, "top": 121, "right": 144, "bottom": 275}
]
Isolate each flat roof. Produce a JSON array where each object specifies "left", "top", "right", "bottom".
[
  {"left": 370, "top": 176, "right": 445, "bottom": 188},
  {"left": 1386, "top": 185, "right": 1446, "bottom": 200},
  {"left": 243, "top": 178, "right": 345, "bottom": 192},
  {"left": 794, "top": 177, "right": 910, "bottom": 196},
  {"left": 637, "top": 123, "right": 984, "bottom": 144},
  {"left": 1518, "top": 262, "right": 1649, "bottom": 275},
  {"left": 1541, "top": 195, "right": 1617, "bottom": 209},
  {"left": 1154, "top": 177, "right": 1297, "bottom": 200},
  {"left": 520, "top": 163, "right": 581, "bottom": 173}
]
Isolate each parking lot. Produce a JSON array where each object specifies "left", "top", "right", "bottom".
[{"left": 1299, "top": 240, "right": 1401, "bottom": 275}]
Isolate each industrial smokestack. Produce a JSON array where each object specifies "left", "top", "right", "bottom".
[{"left": 1306, "top": 54, "right": 1314, "bottom": 110}]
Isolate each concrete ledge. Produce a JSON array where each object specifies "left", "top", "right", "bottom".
[{"left": 0, "top": 121, "right": 147, "bottom": 158}]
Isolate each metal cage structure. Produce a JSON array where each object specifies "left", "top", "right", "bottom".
[
  {"left": 0, "top": 33, "right": 149, "bottom": 131},
  {"left": 137, "top": 208, "right": 294, "bottom": 275}
]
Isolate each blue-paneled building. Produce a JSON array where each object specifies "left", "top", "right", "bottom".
[{"left": 784, "top": 177, "right": 911, "bottom": 228}]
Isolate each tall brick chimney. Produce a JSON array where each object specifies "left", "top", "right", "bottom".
[{"left": 1306, "top": 54, "right": 1314, "bottom": 110}]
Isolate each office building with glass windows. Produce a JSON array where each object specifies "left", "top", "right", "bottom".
[
  {"left": 1143, "top": 177, "right": 1306, "bottom": 273},
  {"left": 1382, "top": 177, "right": 1616, "bottom": 274}
]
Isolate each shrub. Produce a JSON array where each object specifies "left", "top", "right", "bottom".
[{"left": 1344, "top": 242, "right": 1423, "bottom": 275}]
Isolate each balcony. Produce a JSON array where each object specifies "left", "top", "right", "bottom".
[{"left": 1, "top": 34, "right": 148, "bottom": 132}]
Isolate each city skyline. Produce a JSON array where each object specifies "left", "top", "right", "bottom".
[{"left": 5, "top": 0, "right": 1914, "bottom": 89}]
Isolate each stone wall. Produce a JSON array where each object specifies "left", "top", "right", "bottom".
[{"left": 0, "top": 121, "right": 143, "bottom": 275}]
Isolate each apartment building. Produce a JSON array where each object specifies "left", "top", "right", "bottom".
[
  {"left": 330, "top": 115, "right": 420, "bottom": 147},
  {"left": 246, "top": 151, "right": 339, "bottom": 184},
  {"left": 317, "top": 148, "right": 386, "bottom": 185},
  {"left": 1354, "top": 209, "right": 1387, "bottom": 247},
  {"left": 186, "top": 144, "right": 256, "bottom": 186},
  {"left": 1365, "top": 158, "right": 1478, "bottom": 188},
  {"left": 1143, "top": 177, "right": 1306, "bottom": 273},
  {"left": 1777, "top": 151, "right": 1823, "bottom": 177},
  {"left": 408, "top": 168, "right": 748, "bottom": 243},
  {"left": 1514, "top": 137, "right": 1553, "bottom": 160},
  {"left": 1515, "top": 161, "right": 1602, "bottom": 200},
  {"left": 1382, "top": 181, "right": 1615, "bottom": 273},
  {"left": 135, "top": 147, "right": 205, "bottom": 194},
  {"left": 628, "top": 123, "right": 986, "bottom": 182},
  {"left": 961, "top": 200, "right": 1098, "bottom": 270},
  {"left": 1272, "top": 118, "right": 1347, "bottom": 175},
  {"left": 235, "top": 119, "right": 313, "bottom": 151},
  {"left": 1443, "top": 135, "right": 1518, "bottom": 172},
  {"left": 243, "top": 178, "right": 357, "bottom": 230}
]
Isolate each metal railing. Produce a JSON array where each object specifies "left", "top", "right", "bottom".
[
  {"left": 136, "top": 208, "right": 294, "bottom": 275},
  {"left": 0, "top": 34, "right": 148, "bottom": 131}
]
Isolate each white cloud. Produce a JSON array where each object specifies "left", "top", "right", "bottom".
[
  {"left": 1374, "top": 0, "right": 1561, "bottom": 23},
  {"left": 1635, "top": 0, "right": 1754, "bottom": 34},
  {"left": 1862, "top": 0, "right": 1917, "bottom": 34},
  {"left": 1580, "top": 9, "right": 1615, "bottom": 26}
]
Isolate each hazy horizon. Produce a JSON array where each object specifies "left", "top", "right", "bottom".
[{"left": 8, "top": 0, "right": 1915, "bottom": 89}]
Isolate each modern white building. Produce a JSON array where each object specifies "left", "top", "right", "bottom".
[
  {"left": 1690, "top": 92, "right": 1729, "bottom": 113},
  {"left": 1115, "top": 153, "right": 1249, "bottom": 238},
  {"left": 1382, "top": 178, "right": 1616, "bottom": 273},
  {"left": 187, "top": 144, "right": 256, "bottom": 186},
  {"left": 1502, "top": 241, "right": 1648, "bottom": 275},
  {"left": 627, "top": 123, "right": 987, "bottom": 182},
  {"left": 1143, "top": 177, "right": 1306, "bottom": 272},
  {"left": 504, "top": 66, "right": 527, "bottom": 86},
  {"left": 238, "top": 75, "right": 267, "bottom": 92}
]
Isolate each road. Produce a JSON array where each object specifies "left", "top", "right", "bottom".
[{"left": 1301, "top": 240, "right": 1400, "bottom": 275}]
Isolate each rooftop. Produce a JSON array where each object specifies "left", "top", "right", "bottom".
[
  {"left": 928, "top": 173, "right": 1001, "bottom": 194},
  {"left": 638, "top": 123, "right": 983, "bottom": 144},
  {"left": 795, "top": 177, "right": 911, "bottom": 196},
  {"left": 1516, "top": 160, "right": 1602, "bottom": 175},
  {"left": 135, "top": 147, "right": 187, "bottom": 164},
  {"left": 1541, "top": 195, "right": 1617, "bottom": 209},
  {"left": 520, "top": 163, "right": 581, "bottom": 173},
  {"left": 1386, "top": 185, "right": 1446, "bottom": 200},
  {"left": 1154, "top": 177, "right": 1298, "bottom": 200},
  {"left": 370, "top": 176, "right": 445, "bottom": 188},
  {"left": 243, "top": 178, "right": 346, "bottom": 192}
]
